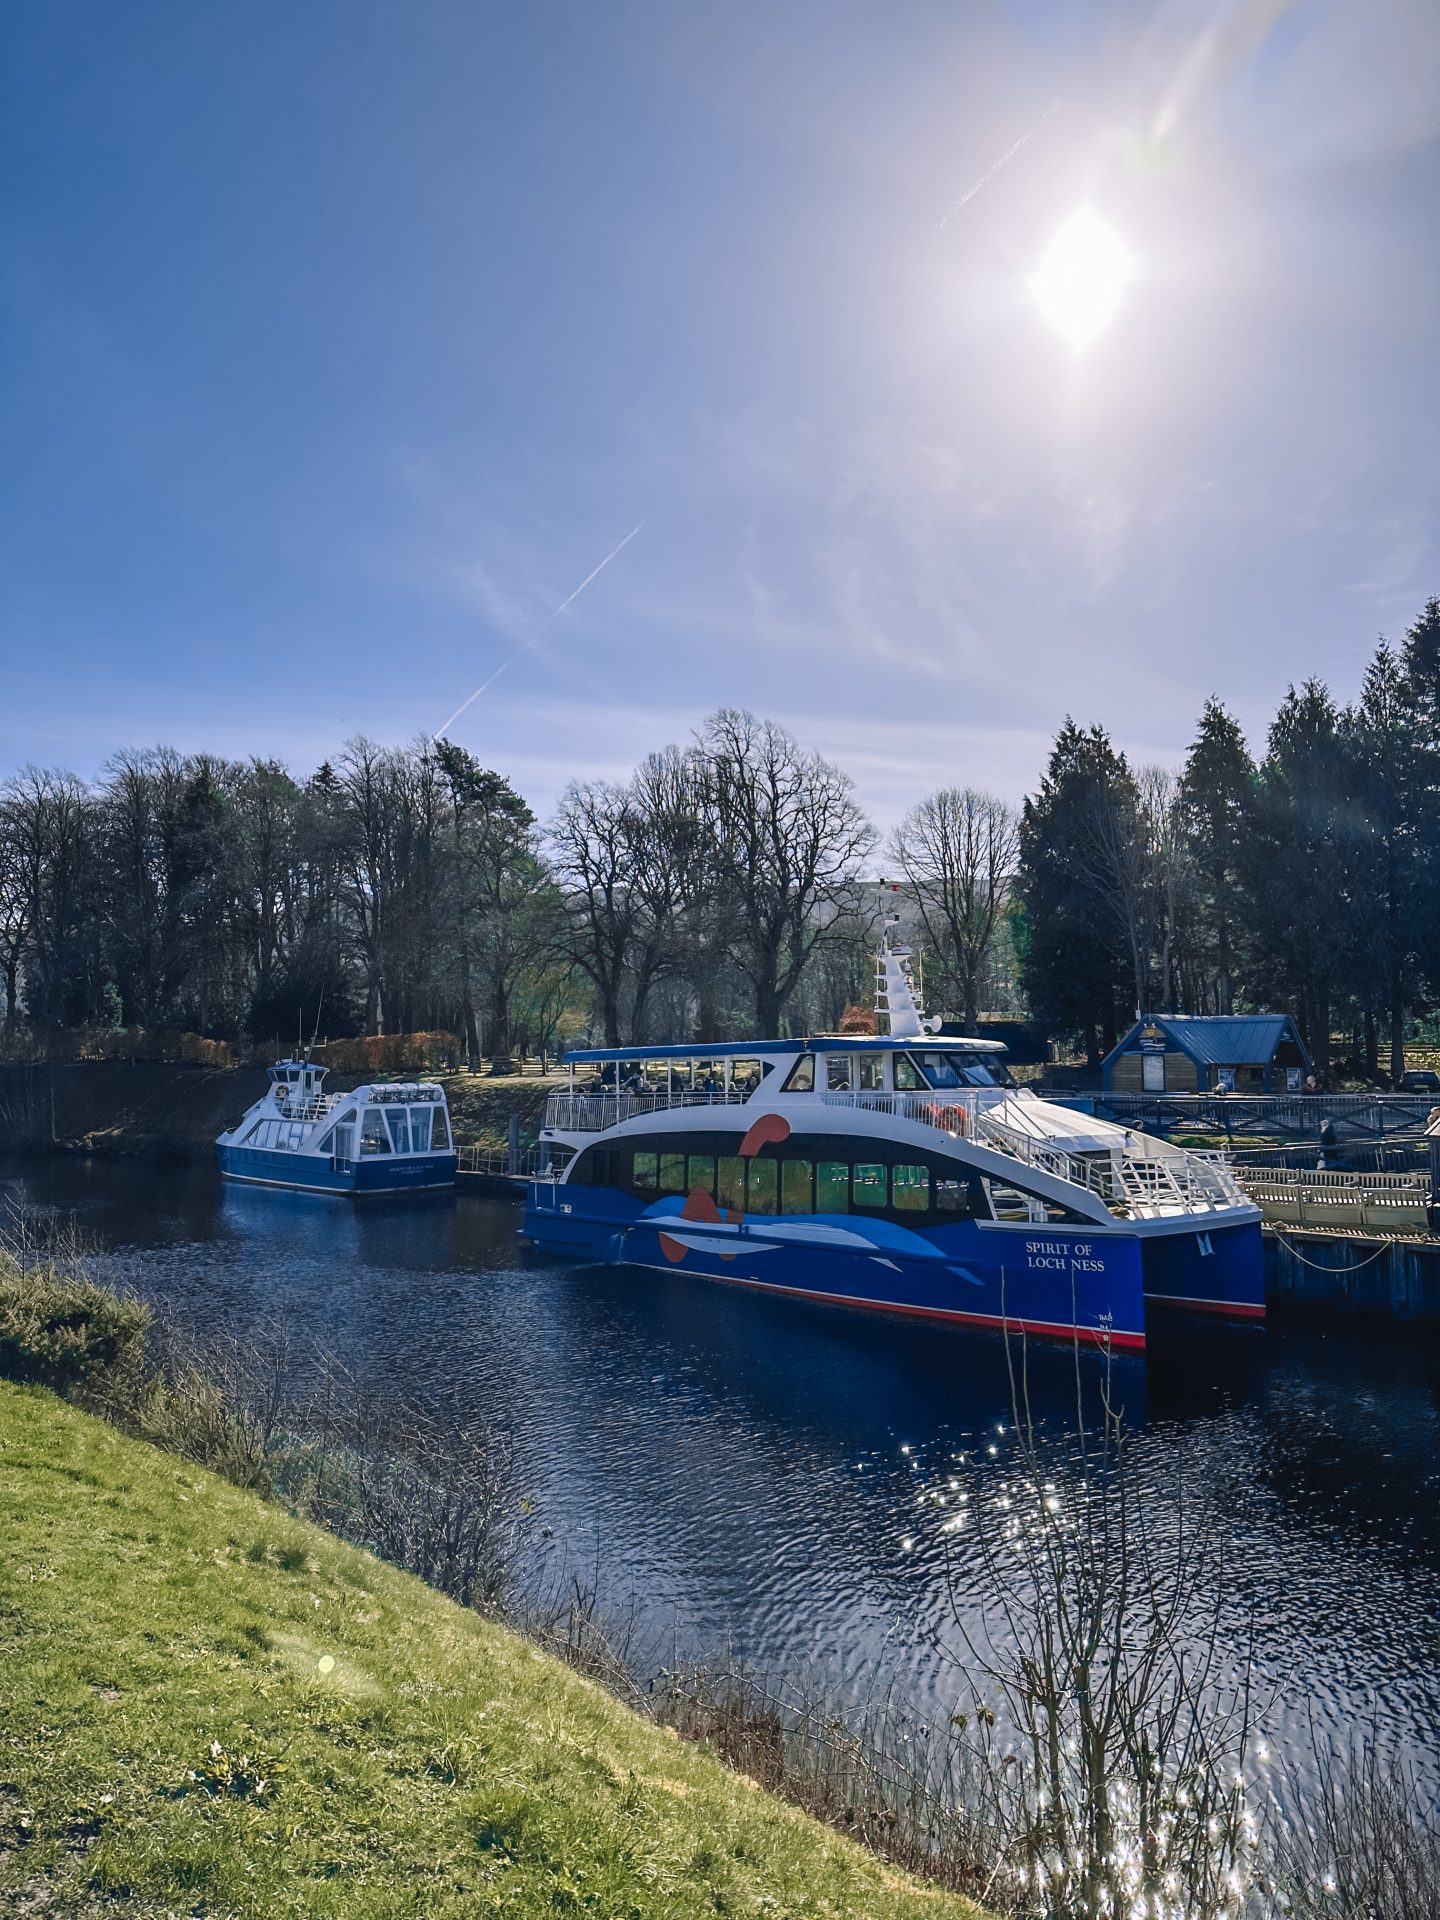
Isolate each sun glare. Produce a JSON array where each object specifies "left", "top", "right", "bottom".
[{"left": 1029, "top": 208, "right": 1135, "bottom": 354}]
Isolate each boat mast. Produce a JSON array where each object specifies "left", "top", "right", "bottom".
[{"left": 874, "top": 888, "right": 939, "bottom": 1041}]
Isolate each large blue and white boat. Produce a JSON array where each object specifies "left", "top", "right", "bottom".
[
  {"left": 524, "top": 937, "right": 1263, "bottom": 1349},
  {"left": 216, "top": 1058, "right": 457, "bottom": 1195}
]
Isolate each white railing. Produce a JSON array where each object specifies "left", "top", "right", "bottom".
[
  {"left": 1233, "top": 1165, "right": 1432, "bottom": 1235},
  {"left": 545, "top": 1088, "right": 750, "bottom": 1132},
  {"left": 272, "top": 1091, "right": 347, "bottom": 1122},
  {"left": 818, "top": 1089, "right": 1247, "bottom": 1218}
]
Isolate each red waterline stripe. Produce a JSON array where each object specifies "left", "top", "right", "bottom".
[
  {"left": 635, "top": 1261, "right": 1146, "bottom": 1351},
  {"left": 1145, "top": 1292, "right": 1266, "bottom": 1320}
]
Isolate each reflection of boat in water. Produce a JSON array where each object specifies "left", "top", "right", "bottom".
[
  {"left": 216, "top": 1058, "right": 457, "bottom": 1196},
  {"left": 524, "top": 927, "right": 1263, "bottom": 1350}
]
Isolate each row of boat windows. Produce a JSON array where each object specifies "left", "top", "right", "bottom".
[
  {"left": 578, "top": 1147, "right": 986, "bottom": 1219},
  {"left": 783, "top": 1051, "right": 1014, "bottom": 1093},
  {"left": 242, "top": 1105, "right": 451, "bottom": 1155}
]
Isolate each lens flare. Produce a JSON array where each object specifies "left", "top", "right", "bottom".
[{"left": 1029, "top": 208, "right": 1136, "bottom": 353}]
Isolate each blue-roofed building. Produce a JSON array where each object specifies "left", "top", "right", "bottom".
[{"left": 1103, "top": 1014, "right": 1312, "bottom": 1095}]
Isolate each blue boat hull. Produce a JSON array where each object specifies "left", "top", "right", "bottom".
[
  {"left": 523, "top": 1184, "right": 1151, "bottom": 1348},
  {"left": 217, "top": 1144, "right": 457, "bottom": 1195},
  {"left": 1139, "top": 1220, "right": 1265, "bottom": 1319}
]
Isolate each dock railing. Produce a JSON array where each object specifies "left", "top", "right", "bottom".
[
  {"left": 1066, "top": 1090, "right": 1440, "bottom": 1143},
  {"left": 1232, "top": 1164, "right": 1433, "bottom": 1236}
]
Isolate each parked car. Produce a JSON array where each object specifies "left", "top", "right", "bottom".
[{"left": 1395, "top": 1069, "right": 1440, "bottom": 1094}]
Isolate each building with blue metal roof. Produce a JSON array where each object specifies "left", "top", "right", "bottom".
[{"left": 1103, "top": 1014, "right": 1311, "bottom": 1095}]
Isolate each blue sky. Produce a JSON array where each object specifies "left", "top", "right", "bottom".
[{"left": 3, "top": 0, "right": 1437, "bottom": 828}]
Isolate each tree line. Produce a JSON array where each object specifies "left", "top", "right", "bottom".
[{"left": 2, "top": 597, "right": 1437, "bottom": 1078}]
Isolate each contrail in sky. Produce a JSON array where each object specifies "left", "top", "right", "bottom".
[
  {"left": 433, "top": 522, "right": 644, "bottom": 741},
  {"left": 928, "top": 98, "right": 1059, "bottom": 236}
]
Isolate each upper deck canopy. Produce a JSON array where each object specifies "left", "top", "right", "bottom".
[{"left": 564, "top": 1034, "right": 1008, "bottom": 1064}]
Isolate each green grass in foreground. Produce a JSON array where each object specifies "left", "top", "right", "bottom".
[{"left": 0, "top": 1383, "right": 984, "bottom": 1918}]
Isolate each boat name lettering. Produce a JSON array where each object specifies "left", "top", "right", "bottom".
[{"left": 1025, "top": 1239, "right": 1105, "bottom": 1273}]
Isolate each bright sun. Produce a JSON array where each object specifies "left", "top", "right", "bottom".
[{"left": 1029, "top": 208, "right": 1136, "bottom": 354}]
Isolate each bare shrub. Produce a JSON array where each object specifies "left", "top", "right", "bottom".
[{"left": 1269, "top": 1723, "right": 1440, "bottom": 1920}]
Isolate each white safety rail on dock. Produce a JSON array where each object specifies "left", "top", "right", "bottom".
[{"left": 1234, "top": 1165, "right": 1433, "bottom": 1236}]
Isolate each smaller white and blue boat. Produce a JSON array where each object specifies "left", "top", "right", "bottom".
[{"left": 216, "top": 1058, "right": 458, "bottom": 1195}]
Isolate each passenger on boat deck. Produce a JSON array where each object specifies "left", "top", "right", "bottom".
[{"left": 701, "top": 1072, "right": 719, "bottom": 1093}]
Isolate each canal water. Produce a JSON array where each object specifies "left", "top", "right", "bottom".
[{"left": 5, "top": 1153, "right": 1440, "bottom": 1812}]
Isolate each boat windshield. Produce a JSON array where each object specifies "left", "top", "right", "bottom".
[{"left": 908, "top": 1051, "right": 1014, "bottom": 1091}]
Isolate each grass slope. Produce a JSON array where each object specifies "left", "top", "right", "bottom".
[{"left": 0, "top": 1384, "right": 983, "bottom": 1919}]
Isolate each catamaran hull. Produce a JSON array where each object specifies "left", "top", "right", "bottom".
[
  {"left": 523, "top": 1186, "right": 1150, "bottom": 1348},
  {"left": 217, "top": 1144, "right": 458, "bottom": 1195},
  {"left": 1139, "top": 1219, "right": 1265, "bottom": 1319}
]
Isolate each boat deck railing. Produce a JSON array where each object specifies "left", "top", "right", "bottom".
[
  {"left": 820, "top": 1089, "right": 1249, "bottom": 1218},
  {"left": 545, "top": 1089, "right": 751, "bottom": 1131},
  {"left": 543, "top": 1083, "right": 1251, "bottom": 1218},
  {"left": 272, "top": 1091, "right": 348, "bottom": 1122}
]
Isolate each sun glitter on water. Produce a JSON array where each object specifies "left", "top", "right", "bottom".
[{"left": 1029, "top": 207, "right": 1136, "bottom": 353}]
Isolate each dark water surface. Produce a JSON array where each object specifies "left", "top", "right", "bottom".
[{"left": 6, "top": 1154, "right": 1440, "bottom": 1808}]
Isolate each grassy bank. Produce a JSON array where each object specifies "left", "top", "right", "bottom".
[
  {"left": 0, "top": 1382, "right": 983, "bottom": 1918},
  {"left": 0, "top": 1059, "right": 553, "bottom": 1162}
]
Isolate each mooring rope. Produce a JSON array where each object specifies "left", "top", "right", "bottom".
[{"left": 1267, "top": 1225, "right": 1395, "bottom": 1273}]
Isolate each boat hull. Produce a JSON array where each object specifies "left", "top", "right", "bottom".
[
  {"left": 523, "top": 1184, "right": 1149, "bottom": 1349},
  {"left": 217, "top": 1144, "right": 457, "bottom": 1195},
  {"left": 1139, "top": 1219, "right": 1265, "bottom": 1319}
]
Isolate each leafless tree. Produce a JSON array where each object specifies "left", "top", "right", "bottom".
[
  {"left": 892, "top": 788, "right": 1018, "bottom": 1030},
  {"left": 699, "top": 710, "right": 876, "bottom": 1037}
]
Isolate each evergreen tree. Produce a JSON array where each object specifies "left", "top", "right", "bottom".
[
  {"left": 1178, "top": 701, "right": 1256, "bottom": 1015},
  {"left": 1018, "top": 721, "right": 1134, "bottom": 1066}
]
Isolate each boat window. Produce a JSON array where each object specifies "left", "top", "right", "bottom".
[
  {"left": 360, "top": 1110, "right": 390, "bottom": 1154},
  {"left": 687, "top": 1154, "right": 716, "bottom": 1196},
  {"left": 936, "top": 1177, "right": 979, "bottom": 1216},
  {"left": 633, "top": 1150, "right": 658, "bottom": 1193},
  {"left": 387, "top": 1110, "right": 411, "bottom": 1154},
  {"left": 746, "top": 1159, "right": 777, "bottom": 1213},
  {"left": 316, "top": 1126, "right": 335, "bottom": 1153},
  {"left": 892, "top": 1164, "right": 929, "bottom": 1211},
  {"left": 781, "top": 1160, "right": 812, "bottom": 1213},
  {"left": 893, "top": 1055, "right": 922, "bottom": 1091},
  {"left": 728, "top": 1059, "right": 763, "bottom": 1097},
  {"left": 858, "top": 1055, "right": 885, "bottom": 1091},
  {"left": 659, "top": 1152, "right": 686, "bottom": 1194},
  {"left": 853, "top": 1163, "right": 886, "bottom": 1208},
  {"left": 410, "top": 1107, "right": 433, "bottom": 1152},
  {"left": 816, "top": 1161, "right": 849, "bottom": 1212},
  {"left": 783, "top": 1055, "right": 814, "bottom": 1092},
  {"left": 430, "top": 1107, "right": 450, "bottom": 1150},
  {"left": 717, "top": 1156, "right": 745, "bottom": 1211},
  {"left": 695, "top": 1064, "right": 723, "bottom": 1095},
  {"left": 912, "top": 1052, "right": 963, "bottom": 1090},
  {"left": 825, "top": 1056, "right": 853, "bottom": 1093}
]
